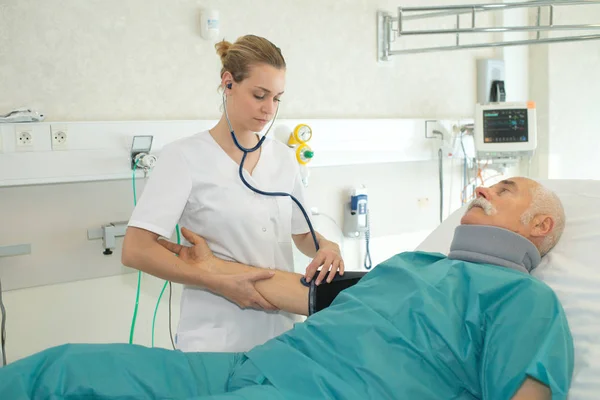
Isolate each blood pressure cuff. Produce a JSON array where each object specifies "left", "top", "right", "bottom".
[{"left": 307, "top": 271, "right": 367, "bottom": 315}]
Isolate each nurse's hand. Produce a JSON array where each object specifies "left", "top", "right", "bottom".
[
  {"left": 216, "top": 272, "right": 278, "bottom": 311},
  {"left": 159, "top": 227, "right": 277, "bottom": 311},
  {"left": 304, "top": 240, "right": 345, "bottom": 286}
]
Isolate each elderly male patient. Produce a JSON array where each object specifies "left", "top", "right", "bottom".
[{"left": 0, "top": 177, "right": 573, "bottom": 399}]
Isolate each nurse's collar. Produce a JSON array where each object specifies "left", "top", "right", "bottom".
[{"left": 447, "top": 225, "right": 541, "bottom": 274}]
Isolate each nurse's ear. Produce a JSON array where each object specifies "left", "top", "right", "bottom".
[{"left": 220, "top": 70, "right": 234, "bottom": 92}]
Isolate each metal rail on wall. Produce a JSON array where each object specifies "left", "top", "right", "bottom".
[{"left": 377, "top": 0, "right": 600, "bottom": 59}]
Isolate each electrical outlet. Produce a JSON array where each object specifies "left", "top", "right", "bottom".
[
  {"left": 15, "top": 129, "right": 34, "bottom": 151},
  {"left": 51, "top": 125, "right": 68, "bottom": 150}
]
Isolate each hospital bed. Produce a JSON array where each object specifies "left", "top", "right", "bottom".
[
  {"left": 417, "top": 179, "right": 600, "bottom": 399},
  {"left": 0, "top": 179, "right": 596, "bottom": 399}
]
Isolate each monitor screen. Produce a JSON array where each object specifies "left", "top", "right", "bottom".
[{"left": 482, "top": 108, "right": 528, "bottom": 143}]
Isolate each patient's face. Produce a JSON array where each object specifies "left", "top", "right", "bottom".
[{"left": 461, "top": 177, "right": 536, "bottom": 237}]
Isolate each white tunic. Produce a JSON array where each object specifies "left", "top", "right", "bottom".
[{"left": 128, "top": 130, "right": 313, "bottom": 352}]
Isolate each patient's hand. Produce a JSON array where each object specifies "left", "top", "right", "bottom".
[
  {"left": 158, "top": 227, "right": 214, "bottom": 267},
  {"left": 158, "top": 227, "right": 277, "bottom": 311}
]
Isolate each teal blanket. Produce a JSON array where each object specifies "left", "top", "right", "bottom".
[{"left": 0, "top": 252, "right": 574, "bottom": 399}]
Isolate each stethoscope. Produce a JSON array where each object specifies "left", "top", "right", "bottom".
[{"left": 222, "top": 84, "right": 320, "bottom": 279}]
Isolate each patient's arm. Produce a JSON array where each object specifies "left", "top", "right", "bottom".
[
  {"left": 158, "top": 227, "right": 309, "bottom": 315},
  {"left": 214, "top": 260, "right": 309, "bottom": 316},
  {"left": 511, "top": 377, "right": 551, "bottom": 400},
  {"left": 479, "top": 283, "right": 572, "bottom": 399}
]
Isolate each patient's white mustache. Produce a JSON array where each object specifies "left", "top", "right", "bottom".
[{"left": 468, "top": 198, "right": 497, "bottom": 215}]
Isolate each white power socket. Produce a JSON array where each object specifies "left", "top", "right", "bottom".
[
  {"left": 15, "top": 129, "right": 34, "bottom": 151},
  {"left": 51, "top": 125, "right": 68, "bottom": 150}
]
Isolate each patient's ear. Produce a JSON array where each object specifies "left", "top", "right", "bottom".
[{"left": 530, "top": 215, "right": 555, "bottom": 238}]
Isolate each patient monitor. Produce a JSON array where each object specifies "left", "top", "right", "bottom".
[{"left": 474, "top": 102, "right": 537, "bottom": 159}]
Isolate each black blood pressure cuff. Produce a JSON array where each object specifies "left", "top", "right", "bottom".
[{"left": 304, "top": 271, "right": 368, "bottom": 315}]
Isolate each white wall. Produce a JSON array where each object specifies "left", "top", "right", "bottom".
[
  {"left": 0, "top": 0, "right": 497, "bottom": 121},
  {"left": 0, "top": 0, "right": 554, "bottom": 363},
  {"left": 529, "top": 4, "right": 600, "bottom": 180},
  {"left": 546, "top": 4, "right": 600, "bottom": 179}
]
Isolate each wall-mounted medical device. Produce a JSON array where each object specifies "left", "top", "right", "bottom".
[
  {"left": 287, "top": 124, "right": 313, "bottom": 146},
  {"left": 277, "top": 124, "right": 315, "bottom": 186},
  {"left": 343, "top": 187, "right": 369, "bottom": 238},
  {"left": 343, "top": 186, "right": 372, "bottom": 270},
  {"left": 474, "top": 102, "right": 537, "bottom": 158},
  {"left": 130, "top": 135, "right": 156, "bottom": 170},
  {"left": 477, "top": 59, "right": 506, "bottom": 104},
  {"left": 200, "top": 9, "right": 219, "bottom": 40},
  {"left": 287, "top": 124, "right": 314, "bottom": 165}
]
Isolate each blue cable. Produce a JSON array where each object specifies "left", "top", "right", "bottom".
[
  {"left": 233, "top": 133, "right": 320, "bottom": 255},
  {"left": 238, "top": 152, "right": 319, "bottom": 251},
  {"left": 232, "top": 132, "right": 320, "bottom": 287}
]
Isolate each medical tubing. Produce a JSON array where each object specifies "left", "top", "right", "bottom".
[
  {"left": 438, "top": 147, "right": 444, "bottom": 223},
  {"left": 169, "top": 227, "right": 180, "bottom": 349},
  {"left": 0, "top": 278, "right": 6, "bottom": 366},
  {"left": 168, "top": 282, "right": 175, "bottom": 349},
  {"left": 364, "top": 210, "right": 372, "bottom": 270},
  {"left": 152, "top": 225, "right": 179, "bottom": 349},
  {"left": 152, "top": 281, "right": 168, "bottom": 347},
  {"left": 238, "top": 150, "right": 320, "bottom": 253},
  {"left": 129, "top": 161, "right": 142, "bottom": 345},
  {"left": 230, "top": 131, "right": 267, "bottom": 153},
  {"left": 461, "top": 136, "right": 468, "bottom": 204}
]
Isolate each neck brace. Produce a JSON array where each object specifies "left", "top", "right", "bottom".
[{"left": 447, "top": 225, "right": 541, "bottom": 274}]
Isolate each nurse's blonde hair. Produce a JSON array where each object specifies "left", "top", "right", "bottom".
[{"left": 215, "top": 35, "right": 286, "bottom": 86}]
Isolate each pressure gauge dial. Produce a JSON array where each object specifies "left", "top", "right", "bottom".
[{"left": 294, "top": 124, "right": 312, "bottom": 142}]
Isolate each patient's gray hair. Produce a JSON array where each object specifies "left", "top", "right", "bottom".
[{"left": 520, "top": 184, "right": 566, "bottom": 257}]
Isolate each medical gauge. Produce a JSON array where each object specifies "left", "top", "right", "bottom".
[
  {"left": 287, "top": 124, "right": 313, "bottom": 146},
  {"left": 295, "top": 144, "right": 314, "bottom": 165},
  {"left": 474, "top": 102, "right": 537, "bottom": 158}
]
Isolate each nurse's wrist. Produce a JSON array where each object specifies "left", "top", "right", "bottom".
[{"left": 319, "top": 238, "right": 340, "bottom": 253}]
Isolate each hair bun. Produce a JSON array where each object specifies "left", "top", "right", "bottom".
[{"left": 215, "top": 40, "right": 232, "bottom": 61}]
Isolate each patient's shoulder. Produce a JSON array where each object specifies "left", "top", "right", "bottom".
[
  {"left": 488, "top": 275, "right": 564, "bottom": 317},
  {"left": 520, "top": 275, "right": 560, "bottom": 300}
]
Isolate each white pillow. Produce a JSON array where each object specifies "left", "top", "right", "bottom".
[{"left": 416, "top": 179, "right": 600, "bottom": 400}]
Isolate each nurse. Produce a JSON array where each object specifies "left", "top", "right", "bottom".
[{"left": 121, "top": 34, "right": 344, "bottom": 352}]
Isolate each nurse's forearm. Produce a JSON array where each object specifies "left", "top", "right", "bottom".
[
  {"left": 213, "top": 260, "right": 309, "bottom": 316},
  {"left": 293, "top": 231, "right": 327, "bottom": 258}
]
